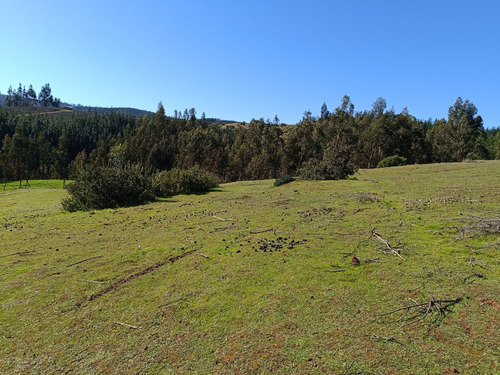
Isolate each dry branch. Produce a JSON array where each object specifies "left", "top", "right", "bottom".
[
  {"left": 196, "top": 253, "right": 209, "bottom": 259},
  {"left": 212, "top": 215, "right": 233, "bottom": 221},
  {"left": 371, "top": 229, "right": 406, "bottom": 261},
  {"left": 66, "top": 255, "right": 103, "bottom": 267},
  {"left": 77, "top": 279, "right": 106, "bottom": 284},
  {"left": 306, "top": 232, "right": 355, "bottom": 236},
  {"left": 0, "top": 250, "right": 35, "bottom": 258},
  {"left": 158, "top": 292, "right": 195, "bottom": 308},
  {"left": 112, "top": 321, "right": 141, "bottom": 329},
  {"left": 374, "top": 297, "right": 462, "bottom": 327},
  {"left": 250, "top": 228, "right": 276, "bottom": 234},
  {"left": 326, "top": 269, "right": 346, "bottom": 273},
  {"left": 371, "top": 334, "right": 405, "bottom": 345}
]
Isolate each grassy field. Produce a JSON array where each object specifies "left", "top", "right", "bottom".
[{"left": 0, "top": 162, "right": 499, "bottom": 374}]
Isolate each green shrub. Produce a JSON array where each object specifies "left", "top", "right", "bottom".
[
  {"left": 274, "top": 174, "right": 295, "bottom": 187},
  {"left": 62, "top": 164, "right": 154, "bottom": 211},
  {"left": 300, "top": 148, "right": 357, "bottom": 181},
  {"left": 377, "top": 155, "right": 408, "bottom": 168},
  {"left": 152, "top": 166, "right": 219, "bottom": 198}
]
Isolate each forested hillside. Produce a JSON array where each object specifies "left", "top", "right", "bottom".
[{"left": 1, "top": 95, "right": 499, "bottom": 184}]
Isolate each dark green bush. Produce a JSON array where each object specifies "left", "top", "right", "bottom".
[
  {"left": 274, "top": 174, "right": 295, "bottom": 187},
  {"left": 377, "top": 155, "right": 408, "bottom": 168},
  {"left": 300, "top": 147, "right": 357, "bottom": 180},
  {"left": 152, "top": 166, "right": 219, "bottom": 198},
  {"left": 62, "top": 164, "right": 154, "bottom": 211}
]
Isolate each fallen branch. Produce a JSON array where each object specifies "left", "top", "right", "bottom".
[
  {"left": 196, "top": 253, "right": 209, "bottom": 259},
  {"left": 212, "top": 215, "right": 233, "bottom": 221},
  {"left": 371, "top": 334, "right": 405, "bottom": 345},
  {"left": 462, "top": 273, "right": 484, "bottom": 283},
  {"left": 113, "top": 321, "right": 141, "bottom": 329},
  {"left": 0, "top": 250, "right": 36, "bottom": 258},
  {"left": 374, "top": 297, "right": 462, "bottom": 327},
  {"left": 371, "top": 229, "right": 406, "bottom": 261},
  {"left": 158, "top": 292, "right": 195, "bottom": 308},
  {"left": 250, "top": 228, "right": 275, "bottom": 234},
  {"left": 77, "top": 279, "right": 106, "bottom": 284},
  {"left": 326, "top": 269, "right": 346, "bottom": 273},
  {"left": 66, "top": 255, "right": 103, "bottom": 267},
  {"left": 306, "top": 232, "right": 355, "bottom": 236}
]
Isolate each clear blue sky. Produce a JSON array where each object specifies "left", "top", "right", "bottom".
[{"left": 1, "top": 0, "right": 499, "bottom": 127}]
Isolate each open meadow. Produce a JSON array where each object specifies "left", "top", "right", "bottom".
[{"left": 1, "top": 162, "right": 499, "bottom": 374}]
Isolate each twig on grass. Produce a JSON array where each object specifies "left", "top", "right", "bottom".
[
  {"left": 371, "top": 229, "right": 406, "bottom": 261},
  {"left": 212, "top": 215, "right": 233, "bottom": 221},
  {"left": 196, "top": 253, "right": 209, "bottom": 259},
  {"left": 66, "top": 255, "right": 103, "bottom": 267},
  {"left": 342, "top": 359, "right": 356, "bottom": 375},
  {"left": 250, "top": 227, "right": 276, "bottom": 235},
  {"left": 77, "top": 279, "right": 106, "bottom": 284},
  {"left": 0, "top": 250, "right": 36, "bottom": 258},
  {"left": 158, "top": 292, "right": 195, "bottom": 308},
  {"left": 113, "top": 321, "right": 141, "bottom": 329},
  {"left": 371, "top": 334, "right": 405, "bottom": 345},
  {"left": 374, "top": 297, "right": 462, "bottom": 327},
  {"left": 326, "top": 269, "right": 346, "bottom": 273}
]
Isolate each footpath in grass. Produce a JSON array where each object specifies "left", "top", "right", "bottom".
[{"left": 0, "top": 162, "right": 499, "bottom": 374}]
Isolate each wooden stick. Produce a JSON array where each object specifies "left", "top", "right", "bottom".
[
  {"left": 77, "top": 279, "right": 106, "bottom": 284},
  {"left": 326, "top": 269, "right": 346, "bottom": 273},
  {"left": 113, "top": 321, "right": 141, "bottom": 329},
  {"left": 0, "top": 250, "right": 35, "bottom": 258},
  {"left": 212, "top": 215, "right": 233, "bottom": 221},
  {"left": 196, "top": 253, "right": 209, "bottom": 259},
  {"left": 250, "top": 228, "right": 275, "bottom": 234},
  {"left": 66, "top": 255, "right": 103, "bottom": 267},
  {"left": 158, "top": 292, "right": 195, "bottom": 308}
]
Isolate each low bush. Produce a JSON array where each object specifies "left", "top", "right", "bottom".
[
  {"left": 377, "top": 155, "right": 408, "bottom": 168},
  {"left": 274, "top": 174, "right": 295, "bottom": 187},
  {"left": 152, "top": 166, "right": 219, "bottom": 198},
  {"left": 300, "top": 148, "right": 357, "bottom": 181},
  {"left": 62, "top": 164, "right": 154, "bottom": 211}
]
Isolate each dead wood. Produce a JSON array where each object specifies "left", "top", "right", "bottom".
[
  {"left": 250, "top": 228, "right": 276, "bottom": 234},
  {"left": 158, "top": 292, "right": 195, "bottom": 308},
  {"left": 306, "top": 232, "right": 355, "bottom": 236},
  {"left": 113, "top": 321, "right": 141, "bottom": 329},
  {"left": 371, "top": 229, "right": 406, "bottom": 261},
  {"left": 462, "top": 273, "right": 484, "bottom": 283},
  {"left": 85, "top": 250, "right": 196, "bottom": 304},
  {"left": 371, "top": 334, "right": 405, "bottom": 345},
  {"left": 467, "top": 256, "right": 487, "bottom": 268},
  {"left": 326, "top": 269, "right": 346, "bottom": 273},
  {"left": 66, "top": 255, "right": 103, "bottom": 267},
  {"left": 0, "top": 250, "right": 36, "bottom": 258},
  {"left": 374, "top": 297, "right": 462, "bottom": 327},
  {"left": 196, "top": 253, "right": 209, "bottom": 259},
  {"left": 209, "top": 226, "right": 233, "bottom": 233},
  {"left": 212, "top": 215, "right": 233, "bottom": 221},
  {"left": 77, "top": 279, "right": 106, "bottom": 284}
]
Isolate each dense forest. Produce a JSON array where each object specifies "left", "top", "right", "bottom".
[{"left": 1, "top": 93, "right": 499, "bottom": 185}]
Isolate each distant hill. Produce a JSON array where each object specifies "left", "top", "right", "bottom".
[{"left": 0, "top": 94, "right": 237, "bottom": 123}]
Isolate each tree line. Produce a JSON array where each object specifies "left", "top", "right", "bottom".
[
  {"left": 4, "top": 83, "right": 61, "bottom": 108},
  {"left": 1, "top": 95, "right": 499, "bottom": 185}
]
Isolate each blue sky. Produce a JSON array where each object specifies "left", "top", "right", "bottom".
[{"left": 1, "top": 1, "right": 499, "bottom": 126}]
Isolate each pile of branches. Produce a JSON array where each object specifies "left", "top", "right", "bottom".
[{"left": 374, "top": 297, "right": 462, "bottom": 327}]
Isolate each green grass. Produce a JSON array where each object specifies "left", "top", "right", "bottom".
[
  {"left": 1, "top": 179, "right": 68, "bottom": 190},
  {"left": 1, "top": 162, "right": 499, "bottom": 374}
]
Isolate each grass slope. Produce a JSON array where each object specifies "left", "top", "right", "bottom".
[{"left": 0, "top": 162, "right": 499, "bottom": 374}]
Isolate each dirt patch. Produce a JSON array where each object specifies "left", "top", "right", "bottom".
[{"left": 476, "top": 297, "right": 500, "bottom": 312}]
